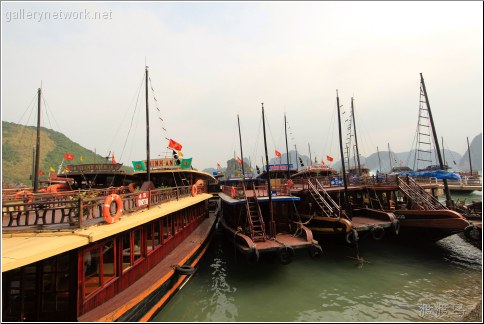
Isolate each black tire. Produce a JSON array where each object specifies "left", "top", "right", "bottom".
[
  {"left": 345, "top": 229, "right": 359, "bottom": 245},
  {"left": 246, "top": 248, "right": 260, "bottom": 264},
  {"left": 308, "top": 244, "right": 323, "bottom": 258},
  {"left": 393, "top": 220, "right": 400, "bottom": 235},
  {"left": 174, "top": 265, "right": 196, "bottom": 275},
  {"left": 371, "top": 226, "right": 385, "bottom": 241},
  {"left": 464, "top": 225, "right": 481, "bottom": 241},
  {"left": 277, "top": 246, "right": 295, "bottom": 265}
]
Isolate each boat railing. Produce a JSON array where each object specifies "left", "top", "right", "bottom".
[{"left": 2, "top": 185, "right": 201, "bottom": 231}]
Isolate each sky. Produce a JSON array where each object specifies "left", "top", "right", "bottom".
[{"left": 2, "top": 1, "right": 483, "bottom": 171}]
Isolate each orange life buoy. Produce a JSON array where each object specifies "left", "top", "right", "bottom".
[
  {"left": 231, "top": 186, "right": 236, "bottom": 198},
  {"left": 14, "top": 190, "right": 33, "bottom": 203},
  {"left": 103, "top": 194, "right": 123, "bottom": 224},
  {"left": 287, "top": 179, "right": 294, "bottom": 189},
  {"left": 191, "top": 184, "right": 198, "bottom": 197}
]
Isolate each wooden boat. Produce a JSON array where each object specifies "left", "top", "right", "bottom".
[
  {"left": 218, "top": 177, "right": 322, "bottom": 264},
  {"left": 217, "top": 109, "right": 322, "bottom": 265},
  {"left": 289, "top": 93, "right": 398, "bottom": 245},
  {"left": 1, "top": 67, "right": 217, "bottom": 322}
]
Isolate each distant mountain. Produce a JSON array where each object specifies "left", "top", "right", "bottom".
[
  {"left": 458, "top": 133, "right": 482, "bottom": 172},
  {"left": 2, "top": 121, "right": 133, "bottom": 186}
]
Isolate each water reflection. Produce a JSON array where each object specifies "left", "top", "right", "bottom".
[{"left": 153, "top": 227, "right": 482, "bottom": 322}]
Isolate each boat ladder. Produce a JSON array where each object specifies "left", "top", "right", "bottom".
[
  {"left": 244, "top": 182, "right": 266, "bottom": 242},
  {"left": 307, "top": 178, "right": 344, "bottom": 218},
  {"left": 397, "top": 176, "right": 446, "bottom": 210}
]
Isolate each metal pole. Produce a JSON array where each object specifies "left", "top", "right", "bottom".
[
  {"left": 145, "top": 66, "right": 151, "bottom": 183},
  {"left": 262, "top": 103, "right": 275, "bottom": 237},
  {"left": 33, "top": 88, "right": 41, "bottom": 192},
  {"left": 467, "top": 137, "right": 473, "bottom": 175},
  {"left": 237, "top": 114, "right": 246, "bottom": 180},
  {"left": 336, "top": 90, "right": 349, "bottom": 214},
  {"left": 420, "top": 73, "right": 451, "bottom": 204},
  {"left": 285, "top": 113, "right": 290, "bottom": 179},
  {"left": 351, "top": 97, "right": 362, "bottom": 175}
]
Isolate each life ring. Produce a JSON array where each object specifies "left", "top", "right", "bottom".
[
  {"left": 393, "top": 220, "right": 400, "bottom": 236},
  {"left": 308, "top": 244, "right": 323, "bottom": 258},
  {"left": 14, "top": 190, "right": 33, "bottom": 203},
  {"left": 246, "top": 248, "right": 260, "bottom": 264},
  {"left": 231, "top": 186, "right": 236, "bottom": 198},
  {"left": 277, "top": 246, "right": 295, "bottom": 265},
  {"left": 345, "top": 228, "right": 359, "bottom": 245},
  {"left": 287, "top": 179, "right": 294, "bottom": 189},
  {"left": 174, "top": 265, "right": 196, "bottom": 275},
  {"left": 371, "top": 226, "right": 385, "bottom": 241},
  {"left": 191, "top": 184, "right": 198, "bottom": 197},
  {"left": 103, "top": 194, "right": 123, "bottom": 224},
  {"left": 128, "top": 183, "right": 136, "bottom": 193},
  {"left": 464, "top": 225, "right": 481, "bottom": 241}
]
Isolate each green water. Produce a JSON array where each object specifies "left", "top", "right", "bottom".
[{"left": 152, "top": 194, "right": 482, "bottom": 322}]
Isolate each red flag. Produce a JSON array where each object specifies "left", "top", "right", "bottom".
[
  {"left": 321, "top": 161, "right": 325, "bottom": 165},
  {"left": 326, "top": 155, "right": 334, "bottom": 162},
  {"left": 275, "top": 150, "right": 281, "bottom": 157},
  {"left": 217, "top": 163, "right": 221, "bottom": 167},
  {"left": 112, "top": 153, "right": 116, "bottom": 164},
  {"left": 64, "top": 153, "right": 74, "bottom": 160},
  {"left": 65, "top": 165, "right": 70, "bottom": 171},
  {"left": 237, "top": 157, "right": 243, "bottom": 164},
  {"left": 168, "top": 139, "right": 183, "bottom": 151},
  {"left": 38, "top": 170, "right": 45, "bottom": 175}
]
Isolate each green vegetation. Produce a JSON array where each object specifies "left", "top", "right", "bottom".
[{"left": 2, "top": 121, "right": 133, "bottom": 186}]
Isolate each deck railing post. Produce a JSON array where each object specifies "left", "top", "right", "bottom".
[{"left": 78, "top": 197, "right": 83, "bottom": 228}]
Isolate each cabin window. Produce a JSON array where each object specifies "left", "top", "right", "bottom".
[
  {"left": 145, "top": 221, "right": 161, "bottom": 254},
  {"left": 163, "top": 215, "right": 173, "bottom": 241},
  {"left": 83, "top": 239, "right": 116, "bottom": 297},
  {"left": 121, "top": 228, "right": 143, "bottom": 272},
  {"left": 41, "top": 254, "right": 70, "bottom": 312},
  {"left": 153, "top": 219, "right": 161, "bottom": 247}
]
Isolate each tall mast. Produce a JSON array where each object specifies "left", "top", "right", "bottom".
[
  {"left": 294, "top": 144, "right": 299, "bottom": 172},
  {"left": 467, "top": 136, "right": 473, "bottom": 175},
  {"left": 336, "top": 90, "right": 349, "bottom": 213},
  {"left": 441, "top": 137, "right": 446, "bottom": 167},
  {"left": 387, "top": 143, "right": 392, "bottom": 172},
  {"left": 351, "top": 97, "right": 361, "bottom": 175},
  {"left": 308, "top": 143, "right": 312, "bottom": 167},
  {"left": 420, "top": 73, "right": 451, "bottom": 204},
  {"left": 284, "top": 113, "right": 290, "bottom": 179},
  {"left": 262, "top": 103, "right": 275, "bottom": 237},
  {"left": 145, "top": 66, "right": 151, "bottom": 183},
  {"left": 237, "top": 114, "right": 246, "bottom": 180},
  {"left": 377, "top": 146, "right": 382, "bottom": 172},
  {"left": 33, "top": 87, "right": 41, "bottom": 193}
]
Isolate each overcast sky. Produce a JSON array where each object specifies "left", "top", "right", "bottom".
[{"left": 2, "top": 1, "right": 482, "bottom": 170}]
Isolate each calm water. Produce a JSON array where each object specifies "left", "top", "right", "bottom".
[{"left": 152, "top": 192, "right": 482, "bottom": 322}]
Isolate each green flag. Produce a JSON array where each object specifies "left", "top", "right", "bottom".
[
  {"left": 132, "top": 160, "right": 146, "bottom": 171},
  {"left": 180, "top": 158, "right": 192, "bottom": 169}
]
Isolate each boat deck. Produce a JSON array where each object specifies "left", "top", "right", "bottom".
[
  {"left": 351, "top": 216, "right": 394, "bottom": 231},
  {"left": 253, "top": 233, "right": 314, "bottom": 253},
  {"left": 78, "top": 212, "right": 216, "bottom": 322}
]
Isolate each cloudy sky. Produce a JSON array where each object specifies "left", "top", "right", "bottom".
[{"left": 2, "top": 1, "right": 482, "bottom": 170}]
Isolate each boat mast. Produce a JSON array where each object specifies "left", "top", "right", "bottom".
[
  {"left": 33, "top": 87, "right": 41, "bottom": 193},
  {"left": 284, "top": 113, "right": 290, "bottom": 179},
  {"left": 387, "top": 143, "right": 392, "bottom": 172},
  {"left": 145, "top": 66, "right": 151, "bottom": 183},
  {"left": 294, "top": 144, "right": 299, "bottom": 172},
  {"left": 441, "top": 137, "right": 446, "bottom": 167},
  {"left": 336, "top": 90, "right": 349, "bottom": 214},
  {"left": 237, "top": 114, "right": 246, "bottom": 180},
  {"left": 308, "top": 143, "right": 312, "bottom": 168},
  {"left": 351, "top": 97, "right": 361, "bottom": 175},
  {"left": 419, "top": 73, "right": 451, "bottom": 204},
  {"left": 467, "top": 136, "right": 473, "bottom": 175},
  {"left": 376, "top": 146, "right": 382, "bottom": 172},
  {"left": 262, "top": 103, "right": 275, "bottom": 237}
]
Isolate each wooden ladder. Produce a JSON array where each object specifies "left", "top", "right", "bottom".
[
  {"left": 397, "top": 176, "right": 446, "bottom": 210},
  {"left": 243, "top": 182, "right": 266, "bottom": 242},
  {"left": 307, "top": 178, "right": 345, "bottom": 218}
]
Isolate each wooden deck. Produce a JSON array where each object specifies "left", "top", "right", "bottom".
[
  {"left": 253, "top": 233, "right": 314, "bottom": 252},
  {"left": 351, "top": 216, "right": 394, "bottom": 231},
  {"left": 78, "top": 212, "right": 216, "bottom": 322}
]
